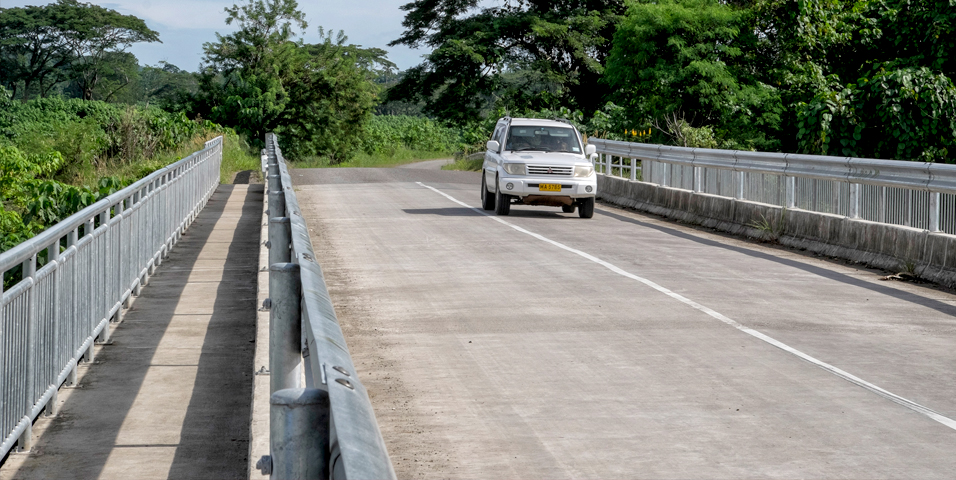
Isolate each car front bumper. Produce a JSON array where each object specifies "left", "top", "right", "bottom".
[{"left": 496, "top": 175, "right": 597, "bottom": 198}]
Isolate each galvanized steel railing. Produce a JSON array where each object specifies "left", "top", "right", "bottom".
[
  {"left": 0, "top": 137, "right": 222, "bottom": 459},
  {"left": 256, "top": 133, "right": 395, "bottom": 480},
  {"left": 590, "top": 139, "right": 956, "bottom": 235}
]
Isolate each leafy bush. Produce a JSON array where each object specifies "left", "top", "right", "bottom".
[
  {"left": 360, "top": 115, "right": 461, "bottom": 156},
  {"left": 0, "top": 97, "right": 219, "bottom": 177},
  {"left": 0, "top": 97, "right": 225, "bottom": 267},
  {"left": 796, "top": 67, "right": 956, "bottom": 161}
]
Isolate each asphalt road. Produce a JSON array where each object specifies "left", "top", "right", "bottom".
[{"left": 293, "top": 165, "right": 956, "bottom": 479}]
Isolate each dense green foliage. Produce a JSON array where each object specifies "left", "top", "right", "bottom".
[
  {"left": 0, "top": 91, "right": 222, "bottom": 261},
  {"left": 390, "top": 0, "right": 955, "bottom": 162},
  {"left": 386, "top": 0, "right": 625, "bottom": 122},
  {"left": 606, "top": 0, "right": 956, "bottom": 159},
  {"left": 360, "top": 115, "right": 460, "bottom": 156},
  {"left": 604, "top": 0, "right": 782, "bottom": 150}
]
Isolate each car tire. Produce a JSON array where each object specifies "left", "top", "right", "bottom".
[
  {"left": 481, "top": 175, "right": 495, "bottom": 210},
  {"left": 494, "top": 179, "right": 511, "bottom": 216},
  {"left": 578, "top": 197, "right": 594, "bottom": 218},
  {"left": 561, "top": 204, "right": 575, "bottom": 213}
]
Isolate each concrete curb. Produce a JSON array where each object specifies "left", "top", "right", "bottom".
[
  {"left": 249, "top": 189, "right": 271, "bottom": 479},
  {"left": 597, "top": 174, "right": 956, "bottom": 288}
]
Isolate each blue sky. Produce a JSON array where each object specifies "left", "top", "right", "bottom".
[{"left": 1, "top": 0, "right": 498, "bottom": 72}]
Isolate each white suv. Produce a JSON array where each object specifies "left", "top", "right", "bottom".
[{"left": 481, "top": 117, "right": 597, "bottom": 218}]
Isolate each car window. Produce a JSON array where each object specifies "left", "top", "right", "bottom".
[
  {"left": 505, "top": 126, "right": 581, "bottom": 153},
  {"left": 492, "top": 125, "right": 504, "bottom": 143}
]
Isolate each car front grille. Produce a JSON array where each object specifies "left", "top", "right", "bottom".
[{"left": 527, "top": 165, "right": 573, "bottom": 176}]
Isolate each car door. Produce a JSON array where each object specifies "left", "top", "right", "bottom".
[{"left": 484, "top": 123, "right": 505, "bottom": 189}]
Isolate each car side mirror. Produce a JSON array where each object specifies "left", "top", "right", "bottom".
[
  {"left": 487, "top": 140, "right": 500, "bottom": 152},
  {"left": 585, "top": 144, "right": 597, "bottom": 156}
]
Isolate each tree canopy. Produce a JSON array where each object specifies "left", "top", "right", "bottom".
[
  {"left": 194, "top": 0, "right": 381, "bottom": 161},
  {"left": 0, "top": 0, "right": 159, "bottom": 101},
  {"left": 386, "top": 0, "right": 625, "bottom": 123}
]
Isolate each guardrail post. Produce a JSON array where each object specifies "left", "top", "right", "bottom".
[
  {"left": 930, "top": 192, "right": 941, "bottom": 232},
  {"left": 735, "top": 171, "right": 744, "bottom": 200},
  {"left": 631, "top": 158, "right": 637, "bottom": 182},
  {"left": 270, "top": 218, "right": 292, "bottom": 265},
  {"left": 785, "top": 177, "right": 796, "bottom": 209},
  {"left": 269, "top": 176, "right": 286, "bottom": 218},
  {"left": 849, "top": 183, "right": 861, "bottom": 219},
  {"left": 879, "top": 187, "right": 887, "bottom": 223},
  {"left": 693, "top": 167, "right": 702, "bottom": 193},
  {"left": 267, "top": 388, "right": 331, "bottom": 480},
  {"left": 16, "top": 419, "right": 32, "bottom": 452},
  {"left": 270, "top": 263, "right": 302, "bottom": 393}
]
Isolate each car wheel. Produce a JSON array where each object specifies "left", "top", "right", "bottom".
[
  {"left": 578, "top": 197, "right": 594, "bottom": 218},
  {"left": 561, "top": 204, "right": 575, "bottom": 213},
  {"left": 481, "top": 175, "right": 495, "bottom": 210},
  {"left": 494, "top": 179, "right": 511, "bottom": 215}
]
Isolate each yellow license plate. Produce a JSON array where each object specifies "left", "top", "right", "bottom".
[{"left": 539, "top": 184, "right": 562, "bottom": 192}]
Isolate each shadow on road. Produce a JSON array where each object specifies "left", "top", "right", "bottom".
[{"left": 598, "top": 208, "right": 956, "bottom": 316}]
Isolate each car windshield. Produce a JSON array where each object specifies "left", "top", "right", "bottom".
[{"left": 505, "top": 126, "right": 582, "bottom": 153}]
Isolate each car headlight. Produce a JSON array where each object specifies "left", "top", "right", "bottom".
[
  {"left": 574, "top": 165, "right": 594, "bottom": 178},
  {"left": 503, "top": 163, "right": 525, "bottom": 175}
]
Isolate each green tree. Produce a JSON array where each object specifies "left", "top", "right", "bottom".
[
  {"left": 135, "top": 61, "right": 199, "bottom": 110},
  {"left": 197, "top": 0, "right": 307, "bottom": 147},
  {"left": 604, "top": 0, "right": 782, "bottom": 150},
  {"left": 0, "top": 0, "right": 160, "bottom": 102},
  {"left": 387, "top": 0, "right": 626, "bottom": 123},
  {"left": 276, "top": 29, "right": 378, "bottom": 162},
  {"left": 53, "top": 0, "right": 160, "bottom": 100},
  {"left": 0, "top": 3, "right": 73, "bottom": 100},
  {"left": 770, "top": 0, "right": 956, "bottom": 160},
  {"left": 196, "top": 0, "right": 381, "bottom": 161}
]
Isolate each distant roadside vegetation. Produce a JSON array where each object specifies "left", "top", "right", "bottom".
[
  {"left": 6, "top": 0, "right": 952, "bottom": 256},
  {"left": 0, "top": 94, "right": 260, "bottom": 259}
]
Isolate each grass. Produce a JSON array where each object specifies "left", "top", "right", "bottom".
[
  {"left": 291, "top": 147, "right": 451, "bottom": 169},
  {"left": 748, "top": 208, "right": 788, "bottom": 242},
  {"left": 218, "top": 133, "right": 262, "bottom": 183},
  {"left": 61, "top": 131, "right": 261, "bottom": 186},
  {"left": 442, "top": 157, "right": 483, "bottom": 172}
]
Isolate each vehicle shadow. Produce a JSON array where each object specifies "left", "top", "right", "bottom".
[{"left": 402, "top": 207, "right": 576, "bottom": 219}]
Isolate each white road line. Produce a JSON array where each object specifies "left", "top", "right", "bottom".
[{"left": 416, "top": 181, "right": 956, "bottom": 431}]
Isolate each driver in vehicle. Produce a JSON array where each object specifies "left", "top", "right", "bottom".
[{"left": 549, "top": 136, "right": 570, "bottom": 152}]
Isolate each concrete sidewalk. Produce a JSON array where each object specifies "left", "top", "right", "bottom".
[{"left": 0, "top": 184, "right": 261, "bottom": 480}]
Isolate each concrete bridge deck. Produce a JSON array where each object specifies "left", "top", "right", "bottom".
[
  {"left": 4, "top": 162, "right": 956, "bottom": 479},
  {"left": 0, "top": 184, "right": 261, "bottom": 480},
  {"left": 294, "top": 167, "right": 956, "bottom": 478}
]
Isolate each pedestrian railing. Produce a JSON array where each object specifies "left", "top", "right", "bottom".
[
  {"left": 0, "top": 137, "right": 222, "bottom": 460},
  {"left": 590, "top": 139, "right": 956, "bottom": 235},
  {"left": 256, "top": 133, "right": 395, "bottom": 480}
]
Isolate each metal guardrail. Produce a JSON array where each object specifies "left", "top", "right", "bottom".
[
  {"left": 257, "top": 133, "right": 395, "bottom": 480},
  {"left": 590, "top": 139, "right": 956, "bottom": 235},
  {"left": 0, "top": 136, "right": 223, "bottom": 460}
]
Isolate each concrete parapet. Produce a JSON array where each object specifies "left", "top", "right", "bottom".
[{"left": 597, "top": 174, "right": 956, "bottom": 288}]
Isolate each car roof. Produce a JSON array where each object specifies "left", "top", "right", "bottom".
[{"left": 505, "top": 118, "right": 576, "bottom": 128}]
